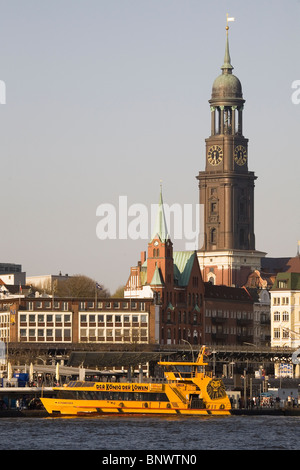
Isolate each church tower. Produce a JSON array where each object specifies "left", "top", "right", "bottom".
[
  {"left": 146, "top": 187, "right": 174, "bottom": 295},
  {"left": 197, "top": 21, "right": 265, "bottom": 287}
]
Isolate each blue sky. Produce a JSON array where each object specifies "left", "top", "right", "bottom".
[{"left": 0, "top": 0, "right": 299, "bottom": 293}]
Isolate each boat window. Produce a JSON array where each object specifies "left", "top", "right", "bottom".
[{"left": 57, "top": 390, "right": 170, "bottom": 402}]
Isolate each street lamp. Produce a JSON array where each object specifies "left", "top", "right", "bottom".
[{"left": 182, "top": 339, "right": 195, "bottom": 362}]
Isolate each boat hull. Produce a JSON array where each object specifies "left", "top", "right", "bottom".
[{"left": 41, "top": 397, "right": 231, "bottom": 416}]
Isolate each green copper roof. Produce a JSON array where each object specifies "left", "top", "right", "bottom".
[
  {"left": 150, "top": 265, "right": 164, "bottom": 286},
  {"left": 151, "top": 187, "right": 169, "bottom": 242},
  {"left": 211, "top": 26, "right": 243, "bottom": 100},
  {"left": 141, "top": 250, "right": 197, "bottom": 287},
  {"left": 173, "top": 251, "right": 196, "bottom": 287},
  {"left": 221, "top": 28, "right": 233, "bottom": 73}
]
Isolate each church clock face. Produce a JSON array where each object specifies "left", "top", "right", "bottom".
[
  {"left": 208, "top": 145, "right": 223, "bottom": 166},
  {"left": 234, "top": 145, "right": 247, "bottom": 166}
]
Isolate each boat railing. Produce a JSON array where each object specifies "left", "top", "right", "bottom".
[{"left": 117, "top": 377, "right": 168, "bottom": 384}]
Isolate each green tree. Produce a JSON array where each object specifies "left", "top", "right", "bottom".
[{"left": 112, "top": 285, "right": 125, "bottom": 298}]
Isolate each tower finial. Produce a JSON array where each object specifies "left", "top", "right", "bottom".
[
  {"left": 151, "top": 182, "right": 169, "bottom": 242},
  {"left": 222, "top": 14, "right": 235, "bottom": 73}
]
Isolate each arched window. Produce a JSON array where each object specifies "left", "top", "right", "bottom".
[
  {"left": 210, "top": 228, "right": 217, "bottom": 244},
  {"left": 282, "top": 311, "right": 289, "bottom": 322}
]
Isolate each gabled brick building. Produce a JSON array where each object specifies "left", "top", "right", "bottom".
[{"left": 124, "top": 189, "right": 205, "bottom": 345}]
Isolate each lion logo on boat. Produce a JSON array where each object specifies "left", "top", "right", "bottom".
[{"left": 206, "top": 379, "right": 226, "bottom": 400}]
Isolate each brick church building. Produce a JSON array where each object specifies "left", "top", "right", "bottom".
[{"left": 124, "top": 189, "right": 205, "bottom": 345}]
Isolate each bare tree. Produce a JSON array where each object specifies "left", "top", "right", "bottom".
[{"left": 55, "top": 274, "right": 110, "bottom": 298}]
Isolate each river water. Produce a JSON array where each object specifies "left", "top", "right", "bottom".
[{"left": 0, "top": 415, "right": 299, "bottom": 451}]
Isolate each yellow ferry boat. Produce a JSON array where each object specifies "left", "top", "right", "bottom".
[{"left": 41, "top": 347, "right": 231, "bottom": 416}]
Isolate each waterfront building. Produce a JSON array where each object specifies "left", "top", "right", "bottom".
[
  {"left": 26, "top": 272, "right": 71, "bottom": 293},
  {"left": 196, "top": 23, "right": 265, "bottom": 287},
  {"left": 270, "top": 272, "right": 300, "bottom": 348},
  {"left": 0, "top": 297, "right": 157, "bottom": 346},
  {"left": 204, "top": 283, "right": 254, "bottom": 346},
  {"left": 124, "top": 188, "right": 205, "bottom": 346},
  {"left": 0, "top": 263, "right": 26, "bottom": 297}
]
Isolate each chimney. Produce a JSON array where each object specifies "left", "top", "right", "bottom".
[{"left": 141, "top": 251, "right": 146, "bottom": 264}]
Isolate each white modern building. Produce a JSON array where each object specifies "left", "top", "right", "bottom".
[
  {"left": 271, "top": 272, "right": 300, "bottom": 348},
  {"left": 26, "top": 273, "right": 71, "bottom": 292}
]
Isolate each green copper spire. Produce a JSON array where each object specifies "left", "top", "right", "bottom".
[
  {"left": 151, "top": 183, "right": 169, "bottom": 242},
  {"left": 221, "top": 25, "right": 233, "bottom": 74}
]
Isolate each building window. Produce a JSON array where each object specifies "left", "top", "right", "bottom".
[
  {"left": 210, "top": 228, "right": 217, "bottom": 244},
  {"left": 64, "top": 329, "right": 71, "bottom": 340},
  {"left": 273, "top": 328, "right": 280, "bottom": 339},
  {"left": 211, "top": 202, "right": 217, "bottom": 213},
  {"left": 274, "top": 311, "right": 280, "bottom": 322},
  {"left": 278, "top": 280, "right": 288, "bottom": 289},
  {"left": 282, "top": 329, "right": 289, "bottom": 339},
  {"left": 282, "top": 311, "right": 289, "bottom": 322}
]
